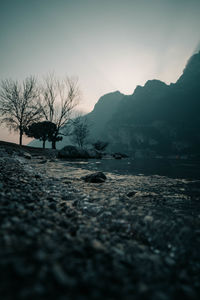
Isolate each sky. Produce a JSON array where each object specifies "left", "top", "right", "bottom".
[{"left": 0, "top": 0, "right": 200, "bottom": 143}]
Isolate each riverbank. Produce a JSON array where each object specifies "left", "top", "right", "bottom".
[{"left": 0, "top": 144, "right": 200, "bottom": 299}]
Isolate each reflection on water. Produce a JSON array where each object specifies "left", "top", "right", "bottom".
[{"left": 64, "top": 158, "right": 200, "bottom": 180}]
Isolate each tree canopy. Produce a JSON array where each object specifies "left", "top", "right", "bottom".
[{"left": 25, "top": 121, "right": 58, "bottom": 149}]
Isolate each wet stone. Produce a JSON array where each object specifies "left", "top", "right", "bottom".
[
  {"left": 23, "top": 152, "right": 32, "bottom": 159},
  {"left": 81, "top": 172, "right": 107, "bottom": 183},
  {"left": 127, "top": 191, "right": 137, "bottom": 197}
]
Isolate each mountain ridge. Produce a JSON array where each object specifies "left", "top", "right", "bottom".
[{"left": 88, "top": 51, "right": 200, "bottom": 156}]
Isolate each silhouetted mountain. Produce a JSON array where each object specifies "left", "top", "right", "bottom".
[
  {"left": 86, "top": 91, "right": 124, "bottom": 138},
  {"left": 89, "top": 51, "right": 200, "bottom": 156},
  {"left": 176, "top": 51, "right": 200, "bottom": 87}
]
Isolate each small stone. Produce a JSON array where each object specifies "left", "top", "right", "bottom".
[
  {"left": 113, "top": 153, "right": 123, "bottom": 159},
  {"left": 127, "top": 191, "right": 136, "bottom": 197},
  {"left": 63, "top": 180, "right": 72, "bottom": 184},
  {"left": 82, "top": 205, "right": 103, "bottom": 216},
  {"left": 165, "top": 257, "right": 175, "bottom": 266},
  {"left": 39, "top": 159, "right": 47, "bottom": 164},
  {"left": 99, "top": 211, "right": 112, "bottom": 218},
  {"left": 91, "top": 239, "right": 106, "bottom": 251},
  {"left": 81, "top": 172, "right": 107, "bottom": 183},
  {"left": 48, "top": 202, "right": 57, "bottom": 210},
  {"left": 144, "top": 215, "right": 154, "bottom": 222},
  {"left": 35, "top": 174, "right": 41, "bottom": 179},
  {"left": 24, "top": 152, "right": 32, "bottom": 159},
  {"left": 52, "top": 263, "right": 73, "bottom": 286},
  {"left": 113, "top": 247, "right": 124, "bottom": 256},
  {"left": 181, "top": 285, "right": 197, "bottom": 299},
  {"left": 138, "top": 283, "right": 148, "bottom": 293},
  {"left": 35, "top": 250, "right": 47, "bottom": 261},
  {"left": 32, "top": 284, "right": 45, "bottom": 295}
]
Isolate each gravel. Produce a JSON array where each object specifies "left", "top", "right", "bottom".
[{"left": 0, "top": 146, "right": 200, "bottom": 299}]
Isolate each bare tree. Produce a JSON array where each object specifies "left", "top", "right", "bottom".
[
  {"left": 40, "top": 74, "right": 80, "bottom": 149},
  {"left": 0, "top": 76, "right": 42, "bottom": 145},
  {"left": 70, "top": 116, "right": 90, "bottom": 149}
]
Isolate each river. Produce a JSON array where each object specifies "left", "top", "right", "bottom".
[{"left": 62, "top": 158, "right": 200, "bottom": 180}]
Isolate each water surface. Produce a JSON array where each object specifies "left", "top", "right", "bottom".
[{"left": 63, "top": 158, "right": 200, "bottom": 180}]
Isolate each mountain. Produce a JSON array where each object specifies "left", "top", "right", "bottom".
[
  {"left": 86, "top": 91, "right": 124, "bottom": 139},
  {"left": 88, "top": 51, "right": 200, "bottom": 156},
  {"left": 176, "top": 51, "right": 200, "bottom": 87}
]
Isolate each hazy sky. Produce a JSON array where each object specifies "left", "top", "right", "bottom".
[{"left": 0, "top": 0, "right": 200, "bottom": 143}]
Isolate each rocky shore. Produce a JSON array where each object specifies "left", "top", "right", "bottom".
[{"left": 0, "top": 143, "right": 200, "bottom": 299}]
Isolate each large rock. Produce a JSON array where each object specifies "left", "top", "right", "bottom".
[
  {"left": 58, "top": 146, "right": 90, "bottom": 159},
  {"left": 81, "top": 172, "right": 107, "bottom": 183}
]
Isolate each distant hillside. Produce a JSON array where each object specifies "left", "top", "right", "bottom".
[
  {"left": 28, "top": 134, "right": 71, "bottom": 150},
  {"left": 88, "top": 51, "right": 200, "bottom": 156}
]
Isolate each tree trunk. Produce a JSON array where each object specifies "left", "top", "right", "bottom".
[
  {"left": 19, "top": 130, "right": 23, "bottom": 146},
  {"left": 52, "top": 139, "right": 56, "bottom": 149},
  {"left": 43, "top": 140, "right": 46, "bottom": 149}
]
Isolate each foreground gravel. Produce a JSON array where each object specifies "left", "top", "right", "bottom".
[{"left": 0, "top": 151, "right": 200, "bottom": 299}]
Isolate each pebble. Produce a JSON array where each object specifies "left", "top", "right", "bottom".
[{"left": 165, "top": 257, "right": 176, "bottom": 266}]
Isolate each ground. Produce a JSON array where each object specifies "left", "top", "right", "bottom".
[{"left": 0, "top": 142, "right": 200, "bottom": 299}]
